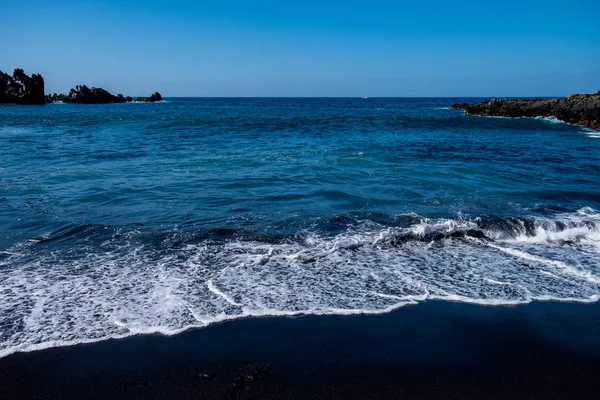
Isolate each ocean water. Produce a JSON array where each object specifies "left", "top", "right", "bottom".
[{"left": 0, "top": 98, "right": 599, "bottom": 357}]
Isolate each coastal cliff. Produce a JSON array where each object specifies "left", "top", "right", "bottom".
[
  {"left": 451, "top": 91, "right": 600, "bottom": 129},
  {"left": 0, "top": 69, "right": 46, "bottom": 105}
]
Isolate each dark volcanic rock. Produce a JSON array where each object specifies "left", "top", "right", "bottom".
[
  {"left": 46, "top": 88, "right": 162, "bottom": 104},
  {"left": 0, "top": 69, "right": 46, "bottom": 105},
  {"left": 451, "top": 92, "right": 600, "bottom": 129},
  {"left": 135, "top": 92, "right": 163, "bottom": 102},
  {"left": 0, "top": 69, "right": 163, "bottom": 105},
  {"left": 57, "top": 85, "right": 128, "bottom": 104}
]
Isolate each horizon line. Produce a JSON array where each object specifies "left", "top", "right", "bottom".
[{"left": 152, "top": 95, "right": 568, "bottom": 99}]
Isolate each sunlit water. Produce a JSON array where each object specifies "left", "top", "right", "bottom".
[{"left": 0, "top": 98, "right": 599, "bottom": 357}]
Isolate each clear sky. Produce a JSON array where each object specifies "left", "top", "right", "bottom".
[{"left": 2, "top": 0, "right": 599, "bottom": 97}]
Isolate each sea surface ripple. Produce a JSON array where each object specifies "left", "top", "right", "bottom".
[{"left": 0, "top": 98, "right": 599, "bottom": 357}]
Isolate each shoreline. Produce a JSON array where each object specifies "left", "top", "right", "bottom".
[
  {"left": 451, "top": 93, "right": 600, "bottom": 130},
  {"left": 457, "top": 111, "right": 600, "bottom": 132},
  {"left": 2, "top": 294, "right": 600, "bottom": 360},
  {"left": 1, "top": 300, "right": 600, "bottom": 399}
]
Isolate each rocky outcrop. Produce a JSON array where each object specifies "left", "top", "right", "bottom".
[
  {"left": 135, "top": 92, "right": 163, "bottom": 102},
  {"left": 1, "top": 68, "right": 163, "bottom": 105},
  {"left": 451, "top": 91, "right": 600, "bottom": 129},
  {"left": 47, "top": 85, "right": 128, "bottom": 104},
  {"left": 47, "top": 88, "right": 162, "bottom": 104},
  {"left": 0, "top": 69, "right": 46, "bottom": 105}
]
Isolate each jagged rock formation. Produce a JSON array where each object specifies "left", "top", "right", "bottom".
[
  {"left": 135, "top": 92, "right": 163, "bottom": 102},
  {"left": 47, "top": 85, "right": 128, "bottom": 104},
  {"left": 451, "top": 91, "right": 600, "bottom": 130},
  {"left": 0, "top": 68, "right": 162, "bottom": 105},
  {"left": 46, "top": 87, "right": 162, "bottom": 104},
  {"left": 0, "top": 69, "right": 46, "bottom": 104}
]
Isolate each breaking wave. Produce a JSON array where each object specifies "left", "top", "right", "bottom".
[{"left": 0, "top": 208, "right": 599, "bottom": 358}]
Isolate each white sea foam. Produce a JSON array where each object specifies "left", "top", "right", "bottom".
[
  {"left": 129, "top": 100, "right": 168, "bottom": 104},
  {"left": 585, "top": 130, "right": 600, "bottom": 138},
  {"left": 0, "top": 209, "right": 599, "bottom": 358},
  {"left": 479, "top": 115, "right": 567, "bottom": 125},
  {"left": 534, "top": 116, "right": 566, "bottom": 124},
  {"left": 463, "top": 113, "right": 600, "bottom": 133}
]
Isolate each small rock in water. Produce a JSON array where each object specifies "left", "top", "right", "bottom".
[{"left": 136, "top": 92, "right": 163, "bottom": 102}]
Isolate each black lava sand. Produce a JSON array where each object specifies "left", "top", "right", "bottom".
[{"left": 1, "top": 300, "right": 600, "bottom": 399}]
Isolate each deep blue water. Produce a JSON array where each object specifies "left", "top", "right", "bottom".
[{"left": 1, "top": 98, "right": 599, "bottom": 356}]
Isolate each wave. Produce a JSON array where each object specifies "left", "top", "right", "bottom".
[
  {"left": 128, "top": 100, "right": 169, "bottom": 104},
  {"left": 458, "top": 111, "right": 600, "bottom": 132},
  {"left": 534, "top": 116, "right": 566, "bottom": 124},
  {"left": 0, "top": 208, "right": 599, "bottom": 358},
  {"left": 585, "top": 130, "right": 600, "bottom": 139}
]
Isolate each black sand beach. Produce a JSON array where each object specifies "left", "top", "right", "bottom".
[{"left": 1, "top": 301, "right": 600, "bottom": 399}]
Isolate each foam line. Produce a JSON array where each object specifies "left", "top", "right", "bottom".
[
  {"left": 207, "top": 279, "right": 243, "bottom": 307},
  {"left": 487, "top": 243, "right": 600, "bottom": 284},
  {"left": 0, "top": 208, "right": 599, "bottom": 359}
]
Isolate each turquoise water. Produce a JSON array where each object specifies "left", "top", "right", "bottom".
[{"left": 1, "top": 98, "right": 599, "bottom": 356}]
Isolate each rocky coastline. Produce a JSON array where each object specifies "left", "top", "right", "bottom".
[
  {"left": 0, "top": 69, "right": 46, "bottom": 105},
  {"left": 451, "top": 91, "right": 600, "bottom": 130},
  {"left": 46, "top": 87, "right": 162, "bottom": 104},
  {"left": 1, "top": 69, "right": 162, "bottom": 105}
]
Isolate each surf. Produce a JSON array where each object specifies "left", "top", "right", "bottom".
[{"left": 0, "top": 209, "right": 598, "bottom": 358}]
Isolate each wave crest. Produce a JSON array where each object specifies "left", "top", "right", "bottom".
[{"left": 0, "top": 208, "right": 599, "bottom": 358}]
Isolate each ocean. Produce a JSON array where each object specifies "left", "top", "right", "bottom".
[{"left": 1, "top": 97, "right": 599, "bottom": 357}]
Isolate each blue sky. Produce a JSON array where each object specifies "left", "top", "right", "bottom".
[{"left": 2, "top": 0, "right": 599, "bottom": 96}]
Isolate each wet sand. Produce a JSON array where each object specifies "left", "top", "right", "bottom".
[{"left": 1, "top": 300, "right": 600, "bottom": 399}]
